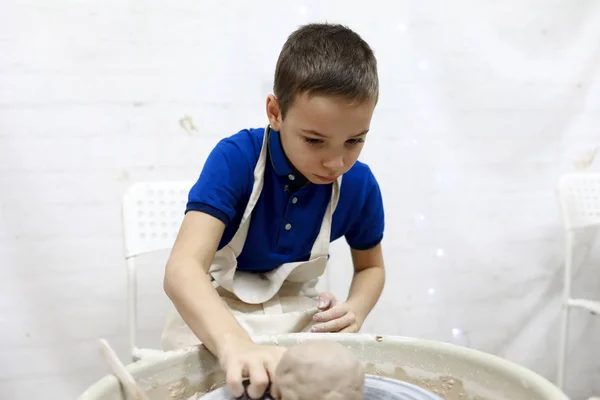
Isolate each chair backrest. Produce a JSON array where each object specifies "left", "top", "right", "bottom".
[
  {"left": 121, "top": 181, "right": 194, "bottom": 259},
  {"left": 557, "top": 173, "right": 600, "bottom": 230}
]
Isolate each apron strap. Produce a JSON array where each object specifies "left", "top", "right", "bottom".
[{"left": 228, "top": 126, "right": 270, "bottom": 257}]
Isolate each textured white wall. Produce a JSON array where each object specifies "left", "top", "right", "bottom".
[{"left": 1, "top": 0, "right": 599, "bottom": 399}]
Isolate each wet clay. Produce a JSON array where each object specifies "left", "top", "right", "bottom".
[{"left": 271, "top": 341, "right": 365, "bottom": 400}]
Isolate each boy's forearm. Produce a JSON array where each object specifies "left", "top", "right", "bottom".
[
  {"left": 164, "top": 258, "right": 252, "bottom": 359},
  {"left": 345, "top": 265, "right": 385, "bottom": 326}
]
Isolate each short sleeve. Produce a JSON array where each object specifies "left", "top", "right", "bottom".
[
  {"left": 186, "top": 137, "right": 254, "bottom": 226},
  {"left": 344, "top": 172, "right": 385, "bottom": 250}
]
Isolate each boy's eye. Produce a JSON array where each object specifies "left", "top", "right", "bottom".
[
  {"left": 304, "top": 138, "right": 323, "bottom": 145},
  {"left": 303, "top": 137, "right": 365, "bottom": 145},
  {"left": 346, "top": 138, "right": 365, "bottom": 145}
]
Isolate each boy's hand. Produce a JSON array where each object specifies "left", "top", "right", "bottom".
[
  {"left": 311, "top": 292, "right": 361, "bottom": 333},
  {"left": 218, "top": 338, "right": 287, "bottom": 399}
]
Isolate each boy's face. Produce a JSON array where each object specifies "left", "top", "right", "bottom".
[{"left": 267, "top": 92, "right": 376, "bottom": 185}]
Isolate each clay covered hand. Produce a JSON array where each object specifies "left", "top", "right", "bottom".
[
  {"left": 269, "top": 340, "right": 365, "bottom": 400},
  {"left": 218, "top": 338, "right": 287, "bottom": 399},
  {"left": 311, "top": 292, "right": 361, "bottom": 333}
]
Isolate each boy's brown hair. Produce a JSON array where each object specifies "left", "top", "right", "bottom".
[{"left": 274, "top": 23, "right": 379, "bottom": 119}]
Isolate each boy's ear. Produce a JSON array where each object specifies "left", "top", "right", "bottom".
[{"left": 266, "top": 94, "right": 282, "bottom": 130}]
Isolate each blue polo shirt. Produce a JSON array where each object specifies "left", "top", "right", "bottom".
[{"left": 186, "top": 126, "right": 384, "bottom": 272}]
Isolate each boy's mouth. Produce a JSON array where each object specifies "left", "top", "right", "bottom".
[{"left": 314, "top": 174, "right": 338, "bottom": 183}]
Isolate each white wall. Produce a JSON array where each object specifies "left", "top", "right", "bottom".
[{"left": 1, "top": 0, "right": 599, "bottom": 399}]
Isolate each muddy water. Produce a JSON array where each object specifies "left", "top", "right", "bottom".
[
  {"left": 151, "top": 363, "right": 493, "bottom": 400},
  {"left": 364, "top": 363, "right": 491, "bottom": 400}
]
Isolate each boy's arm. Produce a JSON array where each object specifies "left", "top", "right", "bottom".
[
  {"left": 166, "top": 133, "right": 285, "bottom": 398},
  {"left": 163, "top": 211, "right": 252, "bottom": 358},
  {"left": 317, "top": 167, "right": 385, "bottom": 330},
  {"left": 165, "top": 211, "right": 286, "bottom": 398},
  {"left": 312, "top": 243, "right": 385, "bottom": 332},
  {"left": 343, "top": 169, "right": 385, "bottom": 326},
  {"left": 346, "top": 243, "right": 385, "bottom": 327}
]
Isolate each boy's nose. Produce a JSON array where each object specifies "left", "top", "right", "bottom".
[{"left": 322, "top": 156, "right": 344, "bottom": 172}]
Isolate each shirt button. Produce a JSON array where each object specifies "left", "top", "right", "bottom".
[
  {"left": 292, "top": 197, "right": 298, "bottom": 204},
  {"left": 285, "top": 223, "right": 292, "bottom": 231},
  {"left": 288, "top": 174, "right": 295, "bottom": 181}
]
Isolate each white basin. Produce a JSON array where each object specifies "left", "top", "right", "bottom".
[{"left": 78, "top": 333, "right": 570, "bottom": 400}]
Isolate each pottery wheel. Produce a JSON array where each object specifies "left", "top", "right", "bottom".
[{"left": 198, "top": 374, "right": 444, "bottom": 400}]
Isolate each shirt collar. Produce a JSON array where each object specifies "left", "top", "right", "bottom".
[{"left": 267, "top": 126, "right": 308, "bottom": 186}]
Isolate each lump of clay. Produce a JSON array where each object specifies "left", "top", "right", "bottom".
[{"left": 271, "top": 341, "right": 364, "bottom": 400}]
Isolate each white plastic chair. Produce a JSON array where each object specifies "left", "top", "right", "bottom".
[
  {"left": 121, "top": 181, "right": 194, "bottom": 361},
  {"left": 556, "top": 173, "right": 600, "bottom": 390}
]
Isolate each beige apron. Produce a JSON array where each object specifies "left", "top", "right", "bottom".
[{"left": 161, "top": 126, "right": 342, "bottom": 350}]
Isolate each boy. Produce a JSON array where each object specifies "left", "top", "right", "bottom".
[{"left": 162, "top": 23, "right": 385, "bottom": 399}]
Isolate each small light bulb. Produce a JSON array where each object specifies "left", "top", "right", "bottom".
[
  {"left": 436, "top": 249, "right": 445, "bottom": 257},
  {"left": 418, "top": 60, "right": 429, "bottom": 71},
  {"left": 452, "top": 328, "right": 462, "bottom": 337},
  {"left": 427, "top": 288, "right": 436, "bottom": 295}
]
